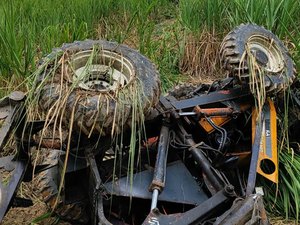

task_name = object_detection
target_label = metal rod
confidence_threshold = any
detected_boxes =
[143,188,232,225]
[177,124,223,193]
[149,120,170,210]
[86,151,112,225]
[151,189,159,210]
[246,114,264,196]
[213,194,262,225]
[178,112,197,116]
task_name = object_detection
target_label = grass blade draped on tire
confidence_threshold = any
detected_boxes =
[220,24,296,93]
[34,40,160,138]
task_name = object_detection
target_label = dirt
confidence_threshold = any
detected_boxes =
[0,167,12,186]
[270,217,297,225]
[1,179,71,225]
[2,202,70,225]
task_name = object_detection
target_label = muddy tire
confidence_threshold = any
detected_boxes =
[37,151,88,224]
[220,24,296,92]
[36,40,160,136]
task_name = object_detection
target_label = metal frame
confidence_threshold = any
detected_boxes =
[0,82,274,224]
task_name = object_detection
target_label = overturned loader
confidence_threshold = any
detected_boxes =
[0,24,298,225]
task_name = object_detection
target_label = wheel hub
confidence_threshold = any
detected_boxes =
[247,35,285,73]
[251,48,268,66]
[71,49,135,92]
[74,65,128,91]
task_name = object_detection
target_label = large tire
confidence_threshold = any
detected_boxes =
[37,151,89,224]
[36,40,160,136]
[220,24,296,92]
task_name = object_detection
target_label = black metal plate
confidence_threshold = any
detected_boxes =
[104,161,208,205]
[0,155,28,221]
[172,87,251,110]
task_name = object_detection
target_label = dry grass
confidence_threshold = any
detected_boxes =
[271,217,297,225]
[0,75,27,98]
[179,29,224,80]
[243,44,266,119]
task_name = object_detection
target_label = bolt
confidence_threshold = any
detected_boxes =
[225,185,234,194]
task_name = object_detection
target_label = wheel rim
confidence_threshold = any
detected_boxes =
[71,49,135,92]
[247,35,285,74]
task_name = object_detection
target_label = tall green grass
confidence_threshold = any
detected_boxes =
[0,0,178,90]
[179,0,300,36]
[1,0,300,79]
[263,151,300,221]
[227,0,300,37]
[179,0,228,32]
[1,0,299,86]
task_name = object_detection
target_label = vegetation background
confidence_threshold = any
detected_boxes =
[1,0,300,224]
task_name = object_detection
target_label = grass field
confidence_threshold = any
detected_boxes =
[1,0,300,223]
[1,0,300,90]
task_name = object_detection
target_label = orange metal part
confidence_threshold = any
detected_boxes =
[198,117,231,133]
[194,106,232,133]
[195,103,252,134]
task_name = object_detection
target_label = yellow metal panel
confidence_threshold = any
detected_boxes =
[252,99,278,184]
